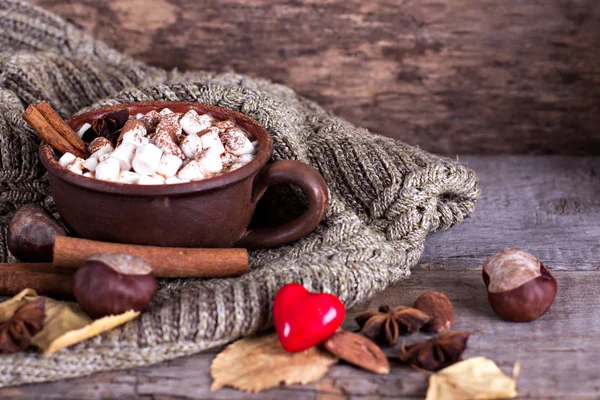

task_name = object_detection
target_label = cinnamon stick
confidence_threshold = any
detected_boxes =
[22,105,86,158]
[0,263,73,297]
[36,100,88,156]
[54,237,248,278]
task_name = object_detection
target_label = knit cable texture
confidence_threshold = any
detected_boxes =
[0,0,479,386]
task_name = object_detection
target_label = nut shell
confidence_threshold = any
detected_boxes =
[73,258,157,318]
[482,249,557,322]
[413,291,454,333]
[484,264,557,322]
[7,204,66,262]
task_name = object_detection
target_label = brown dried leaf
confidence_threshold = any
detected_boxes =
[426,357,519,400]
[398,331,470,371]
[210,333,338,392]
[323,331,389,374]
[0,298,45,354]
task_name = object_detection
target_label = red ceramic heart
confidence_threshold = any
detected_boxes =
[273,283,346,353]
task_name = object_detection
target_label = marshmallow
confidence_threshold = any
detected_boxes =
[251,140,259,150]
[135,113,144,119]
[220,152,238,169]
[58,152,76,167]
[160,108,173,115]
[98,153,111,163]
[180,133,203,159]
[165,176,188,184]
[237,153,255,164]
[138,174,165,185]
[118,171,141,184]
[154,116,184,158]
[95,158,120,181]
[139,110,162,132]
[89,137,114,155]
[198,151,223,174]
[83,172,94,178]
[117,119,147,147]
[229,163,244,171]
[132,143,163,175]
[156,153,183,178]
[200,128,225,155]
[214,119,236,132]
[177,160,206,181]
[221,128,255,156]
[180,110,214,135]
[84,156,99,172]
[66,157,86,175]
[110,143,136,171]
[77,123,92,138]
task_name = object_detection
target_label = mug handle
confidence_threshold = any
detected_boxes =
[236,160,328,249]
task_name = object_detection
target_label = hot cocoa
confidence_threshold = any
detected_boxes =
[60,108,259,184]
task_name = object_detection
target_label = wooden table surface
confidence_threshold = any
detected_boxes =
[1,154,598,399]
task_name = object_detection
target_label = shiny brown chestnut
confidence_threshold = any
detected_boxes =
[73,253,157,318]
[413,291,454,333]
[7,204,66,262]
[482,249,557,322]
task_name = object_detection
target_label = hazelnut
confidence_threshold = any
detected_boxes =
[413,291,454,333]
[7,204,66,262]
[73,253,157,318]
[483,249,557,322]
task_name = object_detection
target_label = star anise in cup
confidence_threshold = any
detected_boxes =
[355,305,431,346]
[0,298,46,354]
[397,331,470,371]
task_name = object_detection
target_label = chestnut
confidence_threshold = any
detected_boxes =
[482,249,557,322]
[7,204,66,262]
[73,253,157,318]
[413,291,454,333]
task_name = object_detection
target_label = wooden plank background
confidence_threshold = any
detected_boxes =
[29,0,600,155]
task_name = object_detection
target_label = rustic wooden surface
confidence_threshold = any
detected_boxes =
[28,0,600,155]
[0,154,598,399]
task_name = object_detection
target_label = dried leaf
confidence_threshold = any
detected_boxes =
[0,289,38,322]
[210,333,338,392]
[426,357,519,400]
[41,310,139,356]
[398,331,470,371]
[0,289,139,355]
[0,298,45,354]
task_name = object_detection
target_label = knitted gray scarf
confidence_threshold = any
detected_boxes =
[0,0,479,386]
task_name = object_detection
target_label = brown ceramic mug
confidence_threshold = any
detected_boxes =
[38,101,328,249]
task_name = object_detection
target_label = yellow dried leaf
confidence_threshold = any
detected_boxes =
[0,289,139,355]
[210,333,338,393]
[31,297,92,351]
[0,289,38,322]
[426,356,519,400]
[42,310,139,356]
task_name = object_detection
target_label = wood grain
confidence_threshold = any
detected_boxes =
[28,0,600,155]
[0,270,596,399]
[420,155,600,270]
[0,155,598,398]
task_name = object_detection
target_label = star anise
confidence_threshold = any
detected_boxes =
[85,109,130,144]
[0,298,46,354]
[397,331,470,371]
[355,305,431,346]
